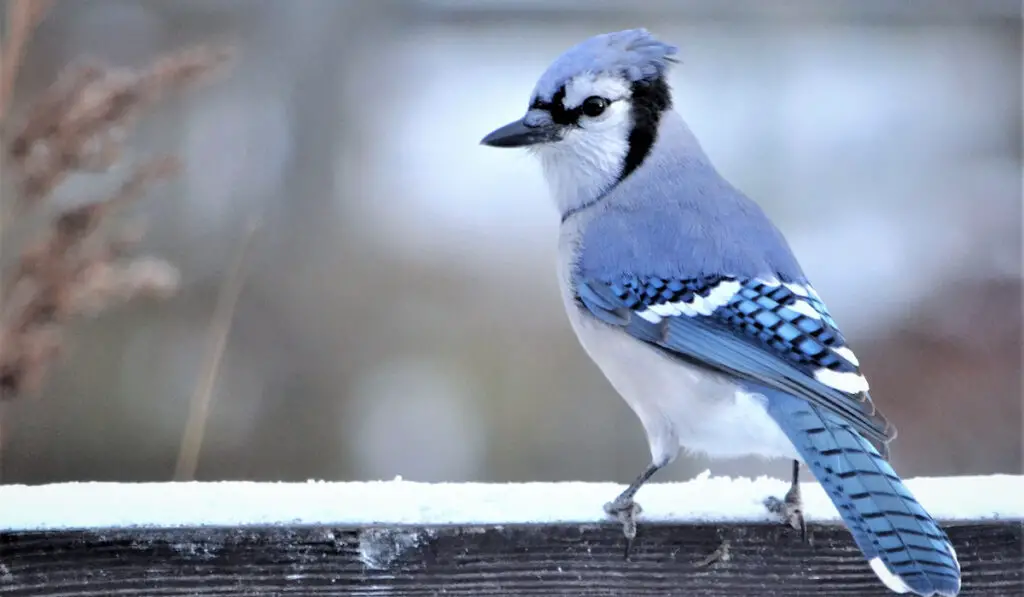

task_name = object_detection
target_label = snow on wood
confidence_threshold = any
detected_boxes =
[2,471,1021,531]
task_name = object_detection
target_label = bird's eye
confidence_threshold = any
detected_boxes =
[581,96,609,117]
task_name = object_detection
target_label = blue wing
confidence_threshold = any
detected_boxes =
[575,273,895,451]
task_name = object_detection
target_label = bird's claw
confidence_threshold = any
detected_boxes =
[764,483,807,543]
[604,496,643,559]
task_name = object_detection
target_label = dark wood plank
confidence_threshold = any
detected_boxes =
[1,521,1020,596]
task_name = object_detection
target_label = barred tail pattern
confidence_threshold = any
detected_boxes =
[767,391,961,596]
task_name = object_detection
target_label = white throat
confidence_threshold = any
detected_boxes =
[536,130,628,216]
[532,74,636,216]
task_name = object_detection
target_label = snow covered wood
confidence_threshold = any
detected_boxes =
[1,473,1021,596]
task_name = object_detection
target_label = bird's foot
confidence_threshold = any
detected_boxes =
[604,495,643,559]
[603,462,661,560]
[763,481,806,543]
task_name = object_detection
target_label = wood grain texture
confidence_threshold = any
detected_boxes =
[1,522,1020,596]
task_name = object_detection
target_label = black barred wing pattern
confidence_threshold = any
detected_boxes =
[575,273,894,450]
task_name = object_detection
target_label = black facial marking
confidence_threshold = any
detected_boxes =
[532,76,672,183]
[619,76,672,183]
[531,87,579,126]
[531,88,613,127]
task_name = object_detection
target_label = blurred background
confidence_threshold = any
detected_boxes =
[0,0,1020,486]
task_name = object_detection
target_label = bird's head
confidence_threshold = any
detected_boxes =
[481,29,679,214]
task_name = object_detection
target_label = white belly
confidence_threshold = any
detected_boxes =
[567,307,799,465]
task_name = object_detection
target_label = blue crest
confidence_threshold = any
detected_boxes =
[532,29,679,102]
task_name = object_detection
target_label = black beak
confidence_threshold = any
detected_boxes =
[480,118,563,148]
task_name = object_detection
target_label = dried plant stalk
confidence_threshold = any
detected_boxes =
[0,4,232,481]
[0,0,53,481]
[1,44,232,402]
[174,218,259,482]
[0,0,53,121]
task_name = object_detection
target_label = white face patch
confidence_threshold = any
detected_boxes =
[561,73,631,109]
[532,73,636,214]
[535,101,633,214]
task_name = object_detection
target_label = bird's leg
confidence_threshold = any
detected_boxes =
[764,460,807,543]
[604,462,662,559]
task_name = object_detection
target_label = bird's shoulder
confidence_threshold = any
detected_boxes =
[576,160,804,282]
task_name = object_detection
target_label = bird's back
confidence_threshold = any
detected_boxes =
[574,110,806,285]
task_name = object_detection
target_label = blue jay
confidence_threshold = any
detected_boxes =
[481,29,960,596]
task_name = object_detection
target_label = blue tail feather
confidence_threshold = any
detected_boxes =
[765,390,961,596]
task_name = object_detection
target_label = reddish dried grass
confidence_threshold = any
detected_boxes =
[0,8,231,400]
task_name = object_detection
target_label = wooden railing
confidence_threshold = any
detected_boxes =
[1,475,1021,596]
